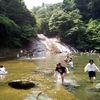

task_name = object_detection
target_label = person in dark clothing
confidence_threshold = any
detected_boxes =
[54,63,66,83]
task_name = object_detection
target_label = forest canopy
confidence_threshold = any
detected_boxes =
[0,0,37,48]
[32,0,100,51]
[0,0,100,51]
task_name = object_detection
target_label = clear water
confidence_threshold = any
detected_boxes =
[0,53,100,100]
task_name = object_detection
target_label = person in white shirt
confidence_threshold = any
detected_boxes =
[0,66,5,72]
[84,59,99,82]
[0,65,8,75]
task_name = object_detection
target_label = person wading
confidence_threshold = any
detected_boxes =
[54,63,66,84]
[84,59,99,82]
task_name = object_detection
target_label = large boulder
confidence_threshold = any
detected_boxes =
[8,80,35,89]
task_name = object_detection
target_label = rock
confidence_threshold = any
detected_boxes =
[86,83,100,92]
[8,80,35,89]
[95,83,100,89]
[63,82,80,90]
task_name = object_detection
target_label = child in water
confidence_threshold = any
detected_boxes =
[69,59,74,74]
[0,65,8,75]
[54,63,66,84]
[84,59,99,82]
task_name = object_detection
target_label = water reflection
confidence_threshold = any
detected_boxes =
[0,53,100,100]
[0,75,6,82]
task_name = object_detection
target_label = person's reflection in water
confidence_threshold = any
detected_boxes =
[0,75,6,82]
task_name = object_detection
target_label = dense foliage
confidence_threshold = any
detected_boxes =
[32,0,100,51]
[0,0,100,51]
[0,0,37,48]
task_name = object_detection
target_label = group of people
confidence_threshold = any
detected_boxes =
[54,54,100,84]
[64,55,74,73]
[17,49,33,60]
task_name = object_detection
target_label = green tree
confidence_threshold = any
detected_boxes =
[74,0,100,21]
[35,7,49,34]
[6,0,29,26]
[0,0,6,15]
[33,3,62,36]
[49,10,67,34]
[87,0,100,19]
[85,19,100,50]
[0,15,21,47]
[62,0,75,12]
[49,9,85,46]
[0,0,37,48]
[6,0,37,43]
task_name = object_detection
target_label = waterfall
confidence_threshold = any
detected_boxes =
[37,34,78,54]
[28,34,78,56]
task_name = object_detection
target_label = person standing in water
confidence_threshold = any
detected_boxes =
[64,55,69,63]
[64,55,71,73]
[54,63,66,84]
[98,53,100,60]
[69,59,74,74]
[84,59,99,82]
[0,65,8,75]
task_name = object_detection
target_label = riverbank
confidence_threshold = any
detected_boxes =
[0,48,20,57]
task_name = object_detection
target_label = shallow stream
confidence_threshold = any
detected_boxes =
[0,53,100,100]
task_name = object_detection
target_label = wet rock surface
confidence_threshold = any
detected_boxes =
[86,83,100,92]
[95,83,100,89]
[24,34,78,57]
[8,80,35,89]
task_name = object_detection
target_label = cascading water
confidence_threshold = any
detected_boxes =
[28,34,78,56]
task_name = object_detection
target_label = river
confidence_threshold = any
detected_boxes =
[0,53,100,100]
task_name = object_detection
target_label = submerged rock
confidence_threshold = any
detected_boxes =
[95,83,100,89]
[8,80,35,89]
[86,83,100,92]
[63,82,80,91]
